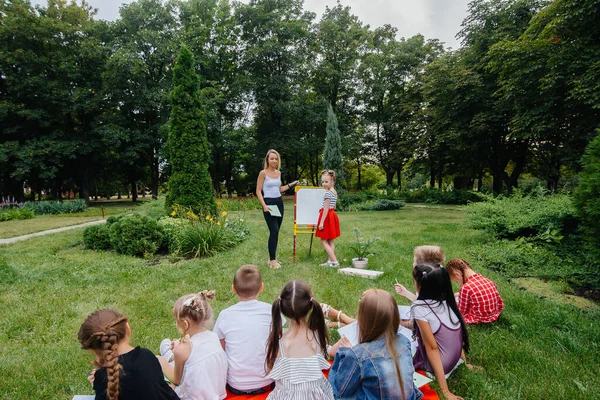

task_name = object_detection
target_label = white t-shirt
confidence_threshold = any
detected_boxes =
[412,300,460,333]
[176,330,228,400]
[213,300,274,391]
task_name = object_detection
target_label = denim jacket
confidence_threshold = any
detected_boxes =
[328,334,423,400]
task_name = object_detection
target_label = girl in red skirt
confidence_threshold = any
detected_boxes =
[316,170,341,267]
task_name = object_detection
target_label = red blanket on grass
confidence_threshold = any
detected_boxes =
[224,366,439,400]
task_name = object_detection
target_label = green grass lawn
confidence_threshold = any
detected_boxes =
[0,201,143,239]
[0,202,598,399]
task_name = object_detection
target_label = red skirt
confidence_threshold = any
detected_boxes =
[315,208,340,240]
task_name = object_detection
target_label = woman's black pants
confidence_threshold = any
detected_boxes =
[262,197,284,261]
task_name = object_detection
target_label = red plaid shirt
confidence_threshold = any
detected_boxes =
[458,273,504,324]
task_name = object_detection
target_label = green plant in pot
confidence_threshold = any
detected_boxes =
[350,227,379,269]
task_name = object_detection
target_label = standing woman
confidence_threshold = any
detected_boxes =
[256,149,299,269]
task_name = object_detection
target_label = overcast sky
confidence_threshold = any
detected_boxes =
[30,0,470,49]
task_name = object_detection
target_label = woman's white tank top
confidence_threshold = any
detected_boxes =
[262,174,281,198]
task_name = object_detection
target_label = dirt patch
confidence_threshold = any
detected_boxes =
[513,278,600,310]
[573,287,600,303]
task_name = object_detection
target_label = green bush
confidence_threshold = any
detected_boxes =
[175,222,235,258]
[157,217,182,252]
[337,190,379,211]
[397,188,485,205]
[25,199,88,215]
[0,207,35,221]
[108,214,164,257]
[82,224,112,250]
[574,131,600,252]
[465,192,578,240]
[470,239,600,288]
[358,199,405,211]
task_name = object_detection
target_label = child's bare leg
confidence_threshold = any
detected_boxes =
[321,239,338,262]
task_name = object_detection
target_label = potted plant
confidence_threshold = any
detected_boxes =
[349,227,380,269]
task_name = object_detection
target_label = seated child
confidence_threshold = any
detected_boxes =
[158,290,228,400]
[265,280,334,399]
[328,289,423,400]
[411,264,473,400]
[213,265,276,395]
[78,309,180,400]
[445,258,504,324]
[395,245,445,302]
[324,245,447,328]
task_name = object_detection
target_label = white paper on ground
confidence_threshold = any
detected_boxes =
[398,305,412,320]
[72,396,95,400]
[338,321,417,354]
[267,205,281,217]
[413,372,433,388]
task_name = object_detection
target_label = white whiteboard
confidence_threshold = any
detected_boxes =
[295,187,326,225]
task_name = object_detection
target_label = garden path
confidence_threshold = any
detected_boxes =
[0,219,106,245]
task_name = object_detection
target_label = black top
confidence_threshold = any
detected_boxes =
[93,346,180,400]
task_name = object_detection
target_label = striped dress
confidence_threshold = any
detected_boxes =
[266,340,334,400]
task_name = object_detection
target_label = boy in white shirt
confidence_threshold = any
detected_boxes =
[213,265,275,395]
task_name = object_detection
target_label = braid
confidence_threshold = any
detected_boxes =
[101,331,121,400]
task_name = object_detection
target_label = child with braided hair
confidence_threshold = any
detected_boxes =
[157,290,228,400]
[78,309,179,400]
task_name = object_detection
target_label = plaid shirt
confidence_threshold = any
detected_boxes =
[458,273,504,324]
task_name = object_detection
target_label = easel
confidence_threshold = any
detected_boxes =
[293,186,325,261]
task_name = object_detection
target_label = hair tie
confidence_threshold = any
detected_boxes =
[277,296,281,300]
[183,297,202,312]
[309,297,314,302]
[422,271,428,277]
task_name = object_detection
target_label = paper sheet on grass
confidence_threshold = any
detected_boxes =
[72,396,95,400]
[267,205,281,217]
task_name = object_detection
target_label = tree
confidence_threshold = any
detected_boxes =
[573,131,600,252]
[166,45,216,215]
[323,103,344,187]
[103,0,177,200]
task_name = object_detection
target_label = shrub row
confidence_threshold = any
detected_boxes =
[465,193,577,240]
[0,207,35,222]
[25,199,88,215]
[337,188,482,211]
[83,213,249,258]
[397,188,485,205]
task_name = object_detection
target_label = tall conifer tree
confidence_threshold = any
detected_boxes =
[166,45,216,215]
[323,103,344,188]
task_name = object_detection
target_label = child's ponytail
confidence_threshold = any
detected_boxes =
[265,280,328,373]
[172,290,216,339]
[78,310,129,400]
[307,297,328,357]
[265,296,284,373]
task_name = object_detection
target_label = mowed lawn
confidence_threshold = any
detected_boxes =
[0,201,140,239]
[0,202,598,399]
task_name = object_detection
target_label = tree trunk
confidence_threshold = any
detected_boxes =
[386,171,394,187]
[357,161,362,191]
[151,149,159,200]
[131,180,138,202]
[396,170,402,190]
[429,166,435,188]
[477,171,483,191]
